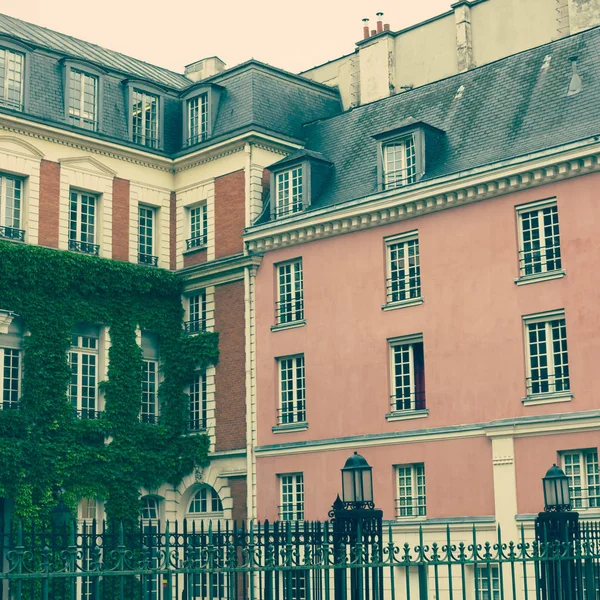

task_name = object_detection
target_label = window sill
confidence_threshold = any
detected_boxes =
[271,320,306,332]
[385,409,429,422]
[382,297,424,311]
[395,515,427,523]
[183,245,207,255]
[522,392,573,406]
[272,421,309,434]
[515,269,566,286]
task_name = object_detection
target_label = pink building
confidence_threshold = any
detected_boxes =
[245,26,600,540]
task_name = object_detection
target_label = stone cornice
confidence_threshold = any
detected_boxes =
[245,140,600,253]
[179,252,262,288]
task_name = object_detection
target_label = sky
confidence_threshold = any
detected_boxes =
[0,0,454,75]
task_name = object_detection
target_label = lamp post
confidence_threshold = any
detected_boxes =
[51,489,72,530]
[535,464,579,600]
[330,452,383,600]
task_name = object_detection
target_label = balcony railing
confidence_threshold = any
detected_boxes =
[382,165,418,190]
[0,401,19,411]
[74,408,102,420]
[69,239,100,255]
[526,374,570,396]
[68,114,98,131]
[278,406,306,426]
[186,417,207,433]
[519,242,562,277]
[186,131,208,147]
[140,413,160,425]
[184,319,206,334]
[0,97,23,112]
[395,495,427,518]
[0,225,25,242]
[386,276,421,304]
[275,298,304,325]
[390,390,426,412]
[138,253,158,267]
[185,234,207,250]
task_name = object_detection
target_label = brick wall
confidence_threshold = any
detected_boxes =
[112,178,130,261]
[229,477,247,523]
[183,248,207,268]
[214,170,245,259]
[38,160,60,248]
[214,279,246,451]
[170,191,176,270]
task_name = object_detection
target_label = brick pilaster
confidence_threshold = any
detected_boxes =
[112,178,130,261]
[38,160,60,248]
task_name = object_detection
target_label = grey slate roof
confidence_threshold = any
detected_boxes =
[0,13,191,89]
[274,26,600,216]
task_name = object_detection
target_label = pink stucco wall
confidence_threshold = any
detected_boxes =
[254,172,600,519]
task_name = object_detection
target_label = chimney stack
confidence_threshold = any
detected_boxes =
[376,12,384,33]
[362,18,370,40]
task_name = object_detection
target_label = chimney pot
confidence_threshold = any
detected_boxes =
[384,23,390,31]
[362,18,370,39]
[371,29,377,36]
[376,12,383,33]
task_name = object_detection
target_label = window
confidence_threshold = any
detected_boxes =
[390,336,426,413]
[138,205,158,266]
[280,473,304,521]
[386,233,421,305]
[476,565,500,600]
[69,328,99,419]
[0,173,24,241]
[186,291,207,334]
[68,69,98,131]
[189,486,223,514]
[132,89,159,148]
[0,346,20,410]
[382,137,417,189]
[396,464,426,518]
[275,167,303,218]
[517,201,562,279]
[186,204,208,250]
[69,190,98,255]
[524,312,570,398]
[79,498,98,521]
[187,94,208,145]
[278,355,306,425]
[276,260,304,325]
[141,360,158,423]
[561,450,599,510]
[140,497,159,520]
[0,47,24,110]
[188,372,207,433]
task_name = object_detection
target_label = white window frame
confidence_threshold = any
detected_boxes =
[138,205,156,264]
[0,47,24,111]
[275,166,303,218]
[187,94,208,145]
[396,463,426,518]
[523,310,571,402]
[69,331,99,419]
[68,68,99,131]
[560,449,600,510]
[277,354,306,425]
[516,199,563,283]
[69,190,98,253]
[275,259,304,326]
[187,290,207,334]
[475,565,500,600]
[0,346,20,410]
[382,135,417,190]
[141,359,159,424]
[279,473,304,521]
[188,371,207,433]
[384,231,422,308]
[0,173,24,237]
[131,89,159,149]
[388,334,426,415]
[187,203,208,249]
[140,496,160,521]
[188,485,223,515]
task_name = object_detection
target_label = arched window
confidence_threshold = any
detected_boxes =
[140,496,159,520]
[188,486,222,514]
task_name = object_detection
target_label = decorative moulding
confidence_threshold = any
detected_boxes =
[58,155,117,177]
[0,309,16,334]
[0,135,44,159]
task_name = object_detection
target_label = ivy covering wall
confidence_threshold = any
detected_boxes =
[0,241,219,522]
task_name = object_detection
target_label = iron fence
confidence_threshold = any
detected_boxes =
[1,518,600,600]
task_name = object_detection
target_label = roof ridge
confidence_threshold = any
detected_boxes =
[0,12,191,88]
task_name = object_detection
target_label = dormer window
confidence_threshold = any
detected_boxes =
[275,166,303,218]
[68,69,98,131]
[382,136,417,189]
[0,47,24,111]
[187,94,208,145]
[132,89,159,148]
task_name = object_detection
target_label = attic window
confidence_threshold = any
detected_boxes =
[275,166,303,218]
[382,136,417,189]
[187,93,208,145]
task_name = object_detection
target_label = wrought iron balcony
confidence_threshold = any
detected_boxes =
[184,319,206,334]
[0,401,19,411]
[390,391,426,412]
[186,418,207,433]
[275,298,304,325]
[69,239,100,256]
[74,408,102,420]
[185,235,207,250]
[138,253,158,267]
[0,225,25,242]
[519,242,562,277]
[140,413,160,425]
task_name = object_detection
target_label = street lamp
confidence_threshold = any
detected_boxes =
[51,490,72,529]
[341,451,374,509]
[542,464,571,512]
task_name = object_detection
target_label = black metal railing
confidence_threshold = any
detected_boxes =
[526,374,571,397]
[186,418,207,433]
[395,496,427,518]
[68,114,98,131]
[185,234,207,250]
[275,297,304,325]
[0,226,25,242]
[138,253,158,267]
[0,401,19,411]
[74,408,102,420]
[519,242,562,277]
[386,276,421,304]
[277,405,306,426]
[139,413,160,425]
[69,240,100,256]
[0,97,23,111]
[382,165,418,190]
[184,319,206,334]
[390,390,426,412]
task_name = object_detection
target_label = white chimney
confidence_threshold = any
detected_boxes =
[184,57,226,82]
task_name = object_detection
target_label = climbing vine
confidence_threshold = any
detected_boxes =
[0,241,219,522]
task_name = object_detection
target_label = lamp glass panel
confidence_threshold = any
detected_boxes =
[353,470,363,503]
[342,470,355,503]
[544,478,557,507]
[361,469,373,502]
[559,478,570,505]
